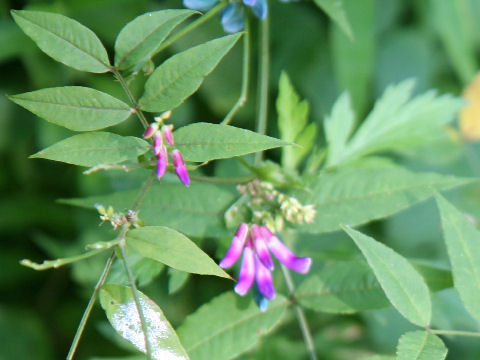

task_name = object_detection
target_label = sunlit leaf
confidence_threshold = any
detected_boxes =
[343,226,432,327]
[174,122,289,162]
[177,292,288,360]
[60,182,235,237]
[99,284,189,360]
[396,331,447,360]
[435,194,480,323]
[115,9,196,70]
[11,10,110,73]
[8,87,132,131]
[126,226,230,278]
[296,161,470,233]
[139,33,241,112]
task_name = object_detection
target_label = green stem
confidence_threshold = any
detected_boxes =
[221,15,250,125]
[254,9,270,166]
[281,265,317,360]
[112,68,149,129]
[429,329,480,338]
[66,252,116,360]
[157,1,228,54]
[119,238,153,359]
[20,247,112,270]
[131,171,156,211]
[189,174,255,184]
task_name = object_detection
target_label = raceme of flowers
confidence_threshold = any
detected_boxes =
[219,223,312,302]
[183,0,267,33]
[143,111,190,186]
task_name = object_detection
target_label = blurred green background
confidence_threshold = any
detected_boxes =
[2,0,480,359]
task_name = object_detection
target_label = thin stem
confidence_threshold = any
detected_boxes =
[281,265,317,360]
[156,1,228,54]
[112,68,149,129]
[66,252,116,360]
[189,174,256,184]
[430,329,480,338]
[254,8,270,166]
[119,238,153,359]
[221,16,250,125]
[131,171,156,211]
[20,248,110,270]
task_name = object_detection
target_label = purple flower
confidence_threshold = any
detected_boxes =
[172,149,190,187]
[156,145,168,179]
[153,131,163,156]
[143,123,159,139]
[220,223,312,301]
[162,125,175,146]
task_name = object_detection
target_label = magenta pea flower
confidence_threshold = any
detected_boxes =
[172,149,190,187]
[220,223,312,300]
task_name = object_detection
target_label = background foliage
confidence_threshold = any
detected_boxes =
[3,0,480,359]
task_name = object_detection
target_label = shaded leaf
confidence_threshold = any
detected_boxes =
[168,268,190,294]
[296,161,470,234]
[8,87,132,131]
[115,9,196,70]
[60,182,236,237]
[99,284,189,360]
[178,292,287,360]
[343,226,432,327]
[435,194,480,323]
[31,132,150,166]
[396,331,447,360]
[11,10,110,73]
[314,0,353,39]
[174,122,289,162]
[108,252,164,287]
[126,226,230,278]
[139,34,241,112]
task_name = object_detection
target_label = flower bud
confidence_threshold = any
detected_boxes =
[162,125,175,146]
[143,123,159,139]
[153,132,163,156]
[172,149,190,186]
[156,146,168,179]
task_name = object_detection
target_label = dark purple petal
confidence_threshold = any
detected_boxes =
[251,224,274,270]
[153,132,163,156]
[156,146,168,179]
[172,149,190,186]
[221,3,244,33]
[255,256,276,300]
[265,229,312,274]
[162,125,174,146]
[219,223,249,268]
[234,247,255,296]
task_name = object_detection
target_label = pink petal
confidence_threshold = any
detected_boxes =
[143,123,158,139]
[234,247,255,296]
[255,256,276,300]
[162,125,174,146]
[156,146,168,179]
[251,225,274,270]
[262,226,312,274]
[153,132,163,156]
[172,149,190,186]
[219,223,249,268]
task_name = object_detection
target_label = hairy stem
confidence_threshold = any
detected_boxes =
[119,238,153,359]
[112,68,149,129]
[66,252,116,360]
[254,9,270,165]
[281,265,317,360]
[222,15,250,125]
[156,1,228,54]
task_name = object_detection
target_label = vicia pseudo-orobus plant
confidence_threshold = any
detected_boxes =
[8,1,480,359]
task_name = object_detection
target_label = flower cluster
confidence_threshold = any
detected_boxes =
[183,0,267,33]
[95,205,143,230]
[143,111,190,186]
[220,223,311,301]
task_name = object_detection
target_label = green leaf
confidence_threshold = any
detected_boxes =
[31,132,149,166]
[331,80,464,166]
[168,268,189,294]
[296,161,470,233]
[324,91,355,167]
[435,194,480,323]
[313,0,353,39]
[126,226,230,278]
[99,284,189,360]
[174,122,289,162]
[430,0,477,84]
[177,292,288,360]
[139,33,241,112]
[293,122,317,168]
[11,10,110,73]
[108,252,164,287]
[115,9,196,70]
[331,0,374,114]
[295,260,389,313]
[343,226,432,327]
[8,87,132,131]
[276,71,310,170]
[61,182,235,237]
[396,331,448,360]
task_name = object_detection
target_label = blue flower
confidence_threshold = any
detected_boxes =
[183,0,268,33]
